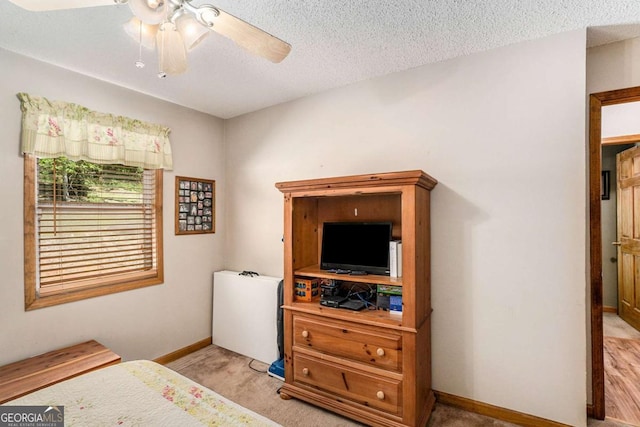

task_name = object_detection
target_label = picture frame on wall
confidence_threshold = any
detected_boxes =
[175,176,215,235]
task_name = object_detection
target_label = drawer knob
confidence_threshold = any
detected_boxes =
[376,348,385,357]
[376,391,385,400]
[302,367,309,376]
[302,330,309,338]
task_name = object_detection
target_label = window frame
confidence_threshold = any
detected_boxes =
[23,154,164,310]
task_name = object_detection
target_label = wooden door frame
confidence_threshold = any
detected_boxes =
[589,86,640,419]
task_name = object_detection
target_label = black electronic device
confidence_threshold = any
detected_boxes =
[321,280,339,297]
[320,295,348,307]
[338,299,367,311]
[320,222,392,276]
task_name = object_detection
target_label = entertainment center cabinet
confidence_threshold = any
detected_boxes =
[276,170,437,427]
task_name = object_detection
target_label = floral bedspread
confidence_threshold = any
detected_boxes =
[8,360,280,426]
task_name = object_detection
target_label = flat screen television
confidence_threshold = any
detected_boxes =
[320,222,392,275]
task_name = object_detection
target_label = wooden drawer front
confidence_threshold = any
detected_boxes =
[293,353,402,415]
[293,316,402,371]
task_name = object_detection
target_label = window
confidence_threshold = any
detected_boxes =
[24,154,164,310]
[17,93,171,309]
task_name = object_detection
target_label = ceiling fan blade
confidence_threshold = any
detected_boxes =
[8,0,115,11]
[210,8,291,63]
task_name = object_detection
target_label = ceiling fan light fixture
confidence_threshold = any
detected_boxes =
[157,22,188,75]
[128,0,166,24]
[123,17,158,49]
[175,13,209,50]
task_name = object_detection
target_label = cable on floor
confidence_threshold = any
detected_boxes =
[248,358,268,373]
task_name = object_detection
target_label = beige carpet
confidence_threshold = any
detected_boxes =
[167,345,515,426]
[167,344,633,427]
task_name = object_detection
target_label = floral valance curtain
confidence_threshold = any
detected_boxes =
[18,93,173,170]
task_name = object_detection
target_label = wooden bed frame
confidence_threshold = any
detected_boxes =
[0,340,120,403]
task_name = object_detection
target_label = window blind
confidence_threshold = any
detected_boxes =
[36,158,157,294]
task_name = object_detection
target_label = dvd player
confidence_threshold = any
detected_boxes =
[320,295,347,307]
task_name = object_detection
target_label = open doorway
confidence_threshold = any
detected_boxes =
[589,87,640,421]
[600,142,640,424]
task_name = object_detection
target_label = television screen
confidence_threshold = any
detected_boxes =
[320,222,392,275]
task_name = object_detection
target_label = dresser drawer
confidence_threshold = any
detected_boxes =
[293,315,402,371]
[293,352,402,415]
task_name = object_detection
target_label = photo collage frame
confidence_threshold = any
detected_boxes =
[175,176,215,235]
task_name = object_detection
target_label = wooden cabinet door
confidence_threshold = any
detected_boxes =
[617,146,640,331]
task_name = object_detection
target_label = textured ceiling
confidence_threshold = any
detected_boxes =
[1,1,640,119]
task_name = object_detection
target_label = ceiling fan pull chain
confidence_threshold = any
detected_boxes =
[157,23,167,78]
[135,19,145,68]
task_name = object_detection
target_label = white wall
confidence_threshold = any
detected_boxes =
[588,37,640,94]
[224,31,587,426]
[0,48,226,365]
[602,102,640,137]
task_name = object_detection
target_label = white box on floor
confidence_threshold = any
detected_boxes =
[212,270,281,364]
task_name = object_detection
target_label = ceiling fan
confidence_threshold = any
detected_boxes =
[8,0,292,77]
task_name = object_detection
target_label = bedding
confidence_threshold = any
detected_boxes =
[7,360,280,426]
